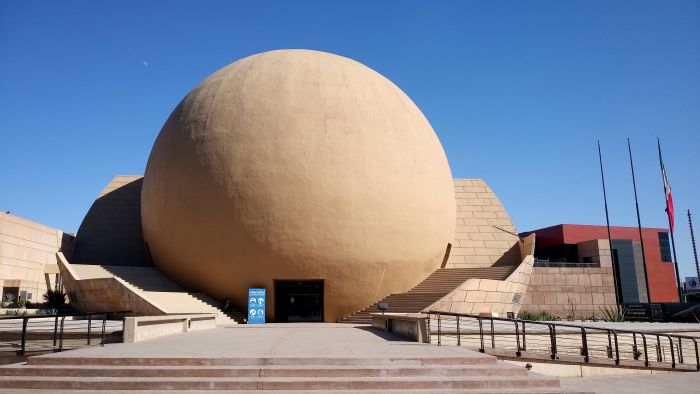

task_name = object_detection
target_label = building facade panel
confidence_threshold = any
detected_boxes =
[0,213,73,303]
[447,179,521,269]
[522,224,679,303]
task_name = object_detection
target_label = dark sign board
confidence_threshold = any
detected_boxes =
[624,303,664,322]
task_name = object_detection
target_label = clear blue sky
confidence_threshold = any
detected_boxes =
[1,1,698,277]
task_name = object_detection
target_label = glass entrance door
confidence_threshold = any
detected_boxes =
[274,280,323,322]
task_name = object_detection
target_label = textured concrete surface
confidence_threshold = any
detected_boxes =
[447,179,522,269]
[2,324,578,392]
[141,49,456,322]
[0,212,73,303]
[59,258,237,324]
[3,322,695,392]
[522,265,617,319]
[31,324,494,359]
[72,176,149,267]
[559,372,700,393]
[428,242,534,316]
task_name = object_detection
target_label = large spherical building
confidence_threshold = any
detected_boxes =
[141,49,455,322]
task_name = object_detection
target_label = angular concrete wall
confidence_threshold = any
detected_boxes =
[0,212,73,303]
[57,252,164,316]
[72,176,150,267]
[520,266,617,319]
[576,239,613,267]
[425,234,535,316]
[448,179,521,268]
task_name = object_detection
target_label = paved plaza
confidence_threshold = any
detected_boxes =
[559,372,700,393]
[0,323,695,392]
[29,323,493,360]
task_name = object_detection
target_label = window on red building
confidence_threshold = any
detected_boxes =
[658,232,672,262]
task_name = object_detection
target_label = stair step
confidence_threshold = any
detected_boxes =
[0,364,528,378]
[0,376,561,390]
[28,356,499,367]
[339,266,517,322]
[70,264,244,324]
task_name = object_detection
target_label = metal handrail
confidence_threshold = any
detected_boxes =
[0,310,131,355]
[428,310,700,338]
[426,310,700,371]
[0,310,131,320]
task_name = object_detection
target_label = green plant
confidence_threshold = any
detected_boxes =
[1,293,15,308]
[43,290,66,309]
[517,310,561,321]
[3,309,28,316]
[34,308,58,316]
[597,306,627,322]
[18,297,28,308]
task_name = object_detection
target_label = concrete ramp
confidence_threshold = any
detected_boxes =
[59,254,242,324]
[340,266,515,324]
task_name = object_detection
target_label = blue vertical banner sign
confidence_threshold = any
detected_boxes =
[247,288,266,324]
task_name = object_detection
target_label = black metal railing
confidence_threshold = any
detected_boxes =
[426,311,699,371]
[533,260,600,268]
[0,311,130,355]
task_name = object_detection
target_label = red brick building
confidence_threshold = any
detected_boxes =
[522,224,679,304]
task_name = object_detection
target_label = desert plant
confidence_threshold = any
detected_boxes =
[34,308,58,316]
[43,289,66,309]
[18,297,28,308]
[517,310,561,321]
[597,306,627,322]
[1,293,15,308]
[3,309,28,316]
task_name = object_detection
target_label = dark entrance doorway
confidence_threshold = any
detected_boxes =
[274,280,324,322]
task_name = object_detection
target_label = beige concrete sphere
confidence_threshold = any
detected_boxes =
[141,49,455,322]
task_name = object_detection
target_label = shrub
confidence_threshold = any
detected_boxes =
[1,293,15,308]
[597,306,626,322]
[34,308,58,316]
[3,309,28,316]
[43,290,66,309]
[517,310,561,321]
[18,297,28,308]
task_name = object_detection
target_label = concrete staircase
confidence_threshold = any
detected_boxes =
[340,267,515,324]
[0,355,582,392]
[70,264,243,324]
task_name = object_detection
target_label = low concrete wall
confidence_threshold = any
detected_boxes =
[57,252,164,316]
[521,265,617,319]
[502,358,681,377]
[371,313,428,343]
[123,314,216,343]
[426,236,535,317]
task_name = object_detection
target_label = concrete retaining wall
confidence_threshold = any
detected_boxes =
[123,314,216,343]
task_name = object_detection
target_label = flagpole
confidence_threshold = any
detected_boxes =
[688,210,700,285]
[627,138,652,303]
[657,137,683,301]
[597,140,621,306]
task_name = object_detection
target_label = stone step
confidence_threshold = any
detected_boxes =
[70,264,243,324]
[0,390,586,394]
[0,364,528,378]
[0,375,561,391]
[28,356,498,366]
[340,266,516,322]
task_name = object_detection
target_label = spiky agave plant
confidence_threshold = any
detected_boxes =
[43,289,66,309]
[597,306,627,322]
